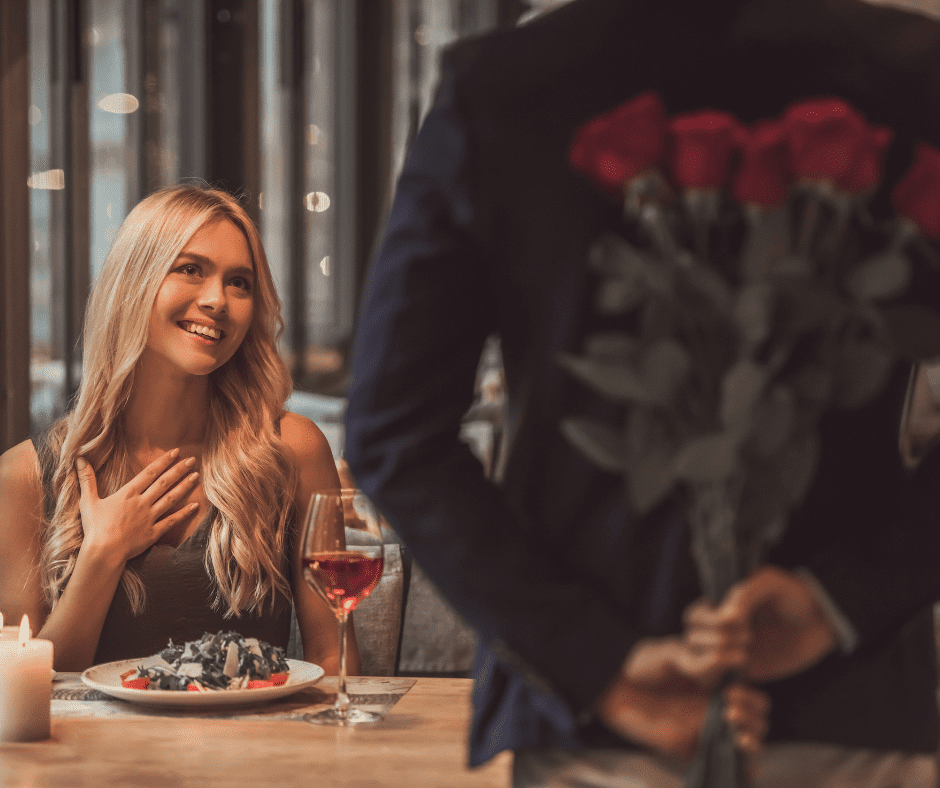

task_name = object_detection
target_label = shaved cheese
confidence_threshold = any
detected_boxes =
[222,641,240,678]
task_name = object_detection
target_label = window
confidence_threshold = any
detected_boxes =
[9,0,525,451]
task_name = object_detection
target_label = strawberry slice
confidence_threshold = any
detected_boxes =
[270,672,288,686]
[247,679,274,689]
[121,676,150,690]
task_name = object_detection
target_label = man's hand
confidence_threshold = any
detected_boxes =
[597,637,769,762]
[685,566,840,683]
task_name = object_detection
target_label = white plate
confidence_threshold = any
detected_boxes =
[81,657,324,707]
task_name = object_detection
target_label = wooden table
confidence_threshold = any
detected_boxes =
[0,676,511,787]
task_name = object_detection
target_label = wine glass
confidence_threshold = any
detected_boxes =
[301,489,385,725]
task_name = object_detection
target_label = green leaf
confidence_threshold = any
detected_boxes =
[559,417,624,473]
[556,352,649,403]
[642,339,691,403]
[843,251,911,302]
[732,284,773,352]
[720,360,768,431]
[595,277,646,314]
[674,432,739,483]
[683,264,733,311]
[588,233,661,283]
[623,407,678,514]
[584,333,640,363]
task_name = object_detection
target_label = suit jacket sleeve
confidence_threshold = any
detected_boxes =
[345,52,637,716]
[803,439,940,647]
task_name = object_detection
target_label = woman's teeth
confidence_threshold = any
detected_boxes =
[180,321,222,340]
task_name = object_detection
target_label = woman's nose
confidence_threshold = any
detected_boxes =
[198,277,227,312]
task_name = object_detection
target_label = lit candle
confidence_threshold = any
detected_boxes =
[0,611,29,641]
[0,616,53,742]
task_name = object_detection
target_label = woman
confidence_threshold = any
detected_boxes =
[0,185,348,673]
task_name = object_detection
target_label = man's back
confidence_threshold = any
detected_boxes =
[346,0,940,767]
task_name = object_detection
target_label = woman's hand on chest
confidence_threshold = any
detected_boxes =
[75,449,203,564]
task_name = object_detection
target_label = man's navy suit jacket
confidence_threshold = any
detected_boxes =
[346,0,940,766]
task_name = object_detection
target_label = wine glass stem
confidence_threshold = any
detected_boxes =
[335,610,349,715]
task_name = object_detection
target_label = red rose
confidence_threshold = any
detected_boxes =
[732,120,792,207]
[784,98,891,192]
[569,92,667,195]
[892,143,940,239]
[840,125,893,192]
[668,110,743,190]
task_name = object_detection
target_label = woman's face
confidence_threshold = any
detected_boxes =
[144,218,256,378]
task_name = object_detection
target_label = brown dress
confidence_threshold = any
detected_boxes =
[35,431,293,664]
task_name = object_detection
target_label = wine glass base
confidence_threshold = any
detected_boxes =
[305,707,382,726]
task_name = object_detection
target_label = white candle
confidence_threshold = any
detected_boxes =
[0,616,52,742]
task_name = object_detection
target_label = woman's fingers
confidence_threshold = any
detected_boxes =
[126,448,183,497]
[154,500,201,534]
[149,470,201,518]
[137,455,198,506]
[75,456,99,502]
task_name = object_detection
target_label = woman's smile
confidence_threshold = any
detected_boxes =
[178,320,226,342]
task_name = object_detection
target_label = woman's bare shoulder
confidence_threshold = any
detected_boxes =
[279,411,333,462]
[0,439,44,544]
[278,412,341,492]
[0,438,41,493]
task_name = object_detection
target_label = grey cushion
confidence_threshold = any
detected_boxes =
[350,543,404,676]
[398,560,477,675]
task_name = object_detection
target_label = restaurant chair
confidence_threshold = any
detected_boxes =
[396,554,477,678]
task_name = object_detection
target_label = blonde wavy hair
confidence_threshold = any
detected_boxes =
[39,185,296,617]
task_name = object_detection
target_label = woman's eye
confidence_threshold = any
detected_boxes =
[178,264,199,276]
[231,277,253,291]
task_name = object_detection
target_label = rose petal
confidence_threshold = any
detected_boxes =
[892,143,940,239]
[669,110,743,190]
[733,120,792,207]
[569,91,667,195]
[784,97,869,184]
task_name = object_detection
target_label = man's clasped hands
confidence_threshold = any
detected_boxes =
[597,567,842,761]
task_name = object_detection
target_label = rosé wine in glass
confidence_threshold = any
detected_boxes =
[301,489,386,725]
[302,552,384,613]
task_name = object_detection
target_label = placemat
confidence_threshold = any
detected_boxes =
[51,673,416,722]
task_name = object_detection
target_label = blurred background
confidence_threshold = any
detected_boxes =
[3,0,574,455]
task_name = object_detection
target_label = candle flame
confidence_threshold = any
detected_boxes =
[18,614,30,644]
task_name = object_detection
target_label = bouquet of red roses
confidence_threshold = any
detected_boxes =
[561,91,940,787]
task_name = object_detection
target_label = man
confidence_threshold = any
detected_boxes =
[345,0,940,784]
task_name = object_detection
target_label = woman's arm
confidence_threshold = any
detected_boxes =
[1,440,201,670]
[281,413,356,675]
[0,441,49,635]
